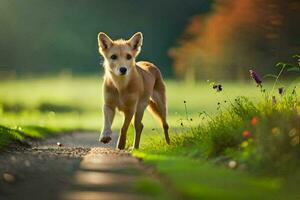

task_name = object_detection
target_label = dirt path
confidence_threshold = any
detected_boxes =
[0,132,163,200]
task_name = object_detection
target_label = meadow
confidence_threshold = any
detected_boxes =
[0,74,299,199]
[0,75,270,145]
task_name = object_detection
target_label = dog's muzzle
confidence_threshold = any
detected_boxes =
[119,66,127,75]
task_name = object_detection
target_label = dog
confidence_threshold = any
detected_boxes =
[97,32,170,149]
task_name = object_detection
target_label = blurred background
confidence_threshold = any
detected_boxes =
[0,0,299,133]
[1,0,299,80]
[0,0,211,78]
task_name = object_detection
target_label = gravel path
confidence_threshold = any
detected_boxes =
[0,132,161,200]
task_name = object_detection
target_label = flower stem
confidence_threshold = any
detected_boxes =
[184,101,189,121]
[271,64,286,96]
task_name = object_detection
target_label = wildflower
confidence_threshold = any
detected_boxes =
[278,87,285,95]
[228,160,237,169]
[249,70,262,86]
[272,96,277,105]
[243,130,252,138]
[213,84,222,92]
[251,117,257,126]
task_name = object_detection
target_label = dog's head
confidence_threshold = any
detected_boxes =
[98,32,143,77]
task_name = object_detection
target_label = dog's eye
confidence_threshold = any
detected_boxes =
[126,54,132,60]
[110,54,118,60]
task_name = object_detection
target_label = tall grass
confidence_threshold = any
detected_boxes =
[139,55,300,177]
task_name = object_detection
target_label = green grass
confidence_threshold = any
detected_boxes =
[0,125,24,147]
[133,176,170,200]
[134,152,287,200]
[132,80,300,199]
[0,76,268,148]
[1,75,300,199]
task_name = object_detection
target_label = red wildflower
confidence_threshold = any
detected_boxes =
[251,117,257,126]
[243,130,252,138]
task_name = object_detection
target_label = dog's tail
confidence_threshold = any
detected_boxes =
[148,100,162,120]
[148,68,167,117]
[147,69,170,144]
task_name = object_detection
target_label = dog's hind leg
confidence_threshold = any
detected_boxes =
[148,90,170,144]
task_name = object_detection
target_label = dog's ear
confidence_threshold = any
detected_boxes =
[98,32,113,51]
[128,32,143,54]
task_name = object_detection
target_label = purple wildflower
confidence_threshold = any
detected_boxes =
[213,84,222,92]
[249,70,262,86]
[278,87,285,95]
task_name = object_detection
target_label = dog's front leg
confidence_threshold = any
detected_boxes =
[99,104,115,143]
[117,109,134,150]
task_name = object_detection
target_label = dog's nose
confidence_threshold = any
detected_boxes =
[119,67,127,75]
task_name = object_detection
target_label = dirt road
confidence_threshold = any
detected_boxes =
[0,132,165,200]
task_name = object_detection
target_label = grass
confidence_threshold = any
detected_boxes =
[132,63,300,199]
[133,92,300,199]
[133,176,170,200]
[1,74,300,199]
[134,152,286,200]
[0,125,24,147]
[0,75,267,148]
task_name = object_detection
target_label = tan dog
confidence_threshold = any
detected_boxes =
[97,32,170,149]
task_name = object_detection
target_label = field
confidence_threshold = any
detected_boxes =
[0,76,299,199]
[0,75,268,135]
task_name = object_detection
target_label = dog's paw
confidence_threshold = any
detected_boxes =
[99,136,112,144]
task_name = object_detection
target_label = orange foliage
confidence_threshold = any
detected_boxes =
[170,0,300,80]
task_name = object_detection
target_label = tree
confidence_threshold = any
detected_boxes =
[170,0,300,81]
